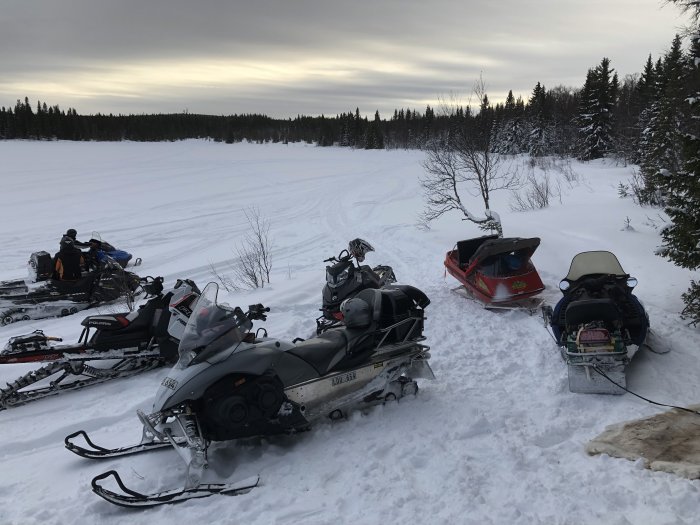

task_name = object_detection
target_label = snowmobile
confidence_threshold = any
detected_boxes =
[0,232,138,297]
[65,281,433,507]
[0,278,200,409]
[444,235,545,311]
[542,250,649,394]
[84,233,141,269]
[0,254,142,326]
[317,238,397,333]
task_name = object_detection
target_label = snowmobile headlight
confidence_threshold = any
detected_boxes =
[626,277,638,289]
[559,280,570,292]
[327,267,350,289]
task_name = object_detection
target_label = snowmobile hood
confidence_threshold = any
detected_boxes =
[153,339,293,412]
[152,360,211,412]
[564,251,627,281]
[470,237,541,264]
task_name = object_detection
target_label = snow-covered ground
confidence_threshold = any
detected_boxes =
[0,140,698,525]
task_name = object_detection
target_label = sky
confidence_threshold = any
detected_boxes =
[0,0,693,119]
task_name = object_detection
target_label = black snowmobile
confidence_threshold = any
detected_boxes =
[0,251,142,326]
[65,281,433,507]
[0,278,200,409]
[542,250,649,394]
[317,238,396,333]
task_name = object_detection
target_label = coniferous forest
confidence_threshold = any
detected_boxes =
[1,0,699,323]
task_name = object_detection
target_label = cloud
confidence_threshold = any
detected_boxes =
[0,0,690,117]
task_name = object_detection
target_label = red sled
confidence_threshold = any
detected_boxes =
[444,235,545,307]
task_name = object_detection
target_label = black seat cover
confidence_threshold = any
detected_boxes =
[287,330,349,375]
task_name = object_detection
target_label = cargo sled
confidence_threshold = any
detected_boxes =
[445,235,545,309]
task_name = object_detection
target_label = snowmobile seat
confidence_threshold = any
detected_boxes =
[288,329,350,375]
[565,298,622,328]
[81,294,164,332]
[290,291,381,374]
[51,272,98,294]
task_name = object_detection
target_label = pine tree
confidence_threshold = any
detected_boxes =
[527,82,549,156]
[364,110,384,149]
[578,58,619,159]
[638,36,687,204]
[656,5,700,324]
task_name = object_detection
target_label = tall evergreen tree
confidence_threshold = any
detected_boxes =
[656,3,700,324]
[577,58,619,160]
[527,82,549,156]
[638,35,687,204]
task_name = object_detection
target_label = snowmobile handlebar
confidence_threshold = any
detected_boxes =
[247,304,270,321]
[324,249,353,264]
[140,276,164,297]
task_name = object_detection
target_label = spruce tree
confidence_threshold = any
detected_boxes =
[577,58,619,159]
[656,3,700,324]
[638,36,687,204]
[527,82,549,156]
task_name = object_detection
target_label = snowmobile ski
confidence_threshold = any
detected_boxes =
[64,429,173,459]
[91,470,259,508]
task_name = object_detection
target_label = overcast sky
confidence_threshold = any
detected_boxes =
[0,0,692,119]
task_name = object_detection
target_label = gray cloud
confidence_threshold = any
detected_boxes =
[0,0,690,118]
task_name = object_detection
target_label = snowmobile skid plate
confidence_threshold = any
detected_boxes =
[64,430,173,459]
[91,470,259,508]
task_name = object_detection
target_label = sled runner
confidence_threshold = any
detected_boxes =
[445,235,545,309]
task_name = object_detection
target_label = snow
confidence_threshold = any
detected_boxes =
[0,140,699,525]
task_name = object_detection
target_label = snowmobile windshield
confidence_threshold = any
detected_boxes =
[564,251,627,281]
[176,282,251,367]
[326,261,352,288]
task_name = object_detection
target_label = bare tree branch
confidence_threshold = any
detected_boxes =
[420,75,519,235]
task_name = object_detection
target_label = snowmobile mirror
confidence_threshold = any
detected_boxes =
[559,280,570,292]
[626,277,638,289]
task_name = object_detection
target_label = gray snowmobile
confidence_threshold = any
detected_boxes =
[65,281,433,507]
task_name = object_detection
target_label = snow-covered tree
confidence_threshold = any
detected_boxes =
[638,35,687,204]
[578,58,619,160]
[656,3,700,324]
[527,82,550,157]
